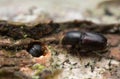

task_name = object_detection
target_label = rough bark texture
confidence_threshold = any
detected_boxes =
[0,20,120,79]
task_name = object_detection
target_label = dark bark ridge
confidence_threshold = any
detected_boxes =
[0,20,60,40]
[0,20,120,51]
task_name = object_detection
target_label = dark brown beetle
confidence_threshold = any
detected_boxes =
[27,42,46,57]
[62,31,107,51]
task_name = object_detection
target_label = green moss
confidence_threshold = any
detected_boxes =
[23,34,28,38]
[32,75,39,79]
[32,64,45,75]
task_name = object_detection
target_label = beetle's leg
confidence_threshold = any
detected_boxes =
[92,49,110,59]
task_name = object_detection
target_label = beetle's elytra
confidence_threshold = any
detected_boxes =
[62,31,107,51]
[27,42,45,57]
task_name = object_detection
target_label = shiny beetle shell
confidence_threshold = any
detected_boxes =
[27,42,45,57]
[62,31,107,51]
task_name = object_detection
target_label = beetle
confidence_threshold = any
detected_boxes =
[27,42,45,57]
[61,31,107,51]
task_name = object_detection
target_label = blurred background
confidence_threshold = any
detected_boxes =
[0,0,120,24]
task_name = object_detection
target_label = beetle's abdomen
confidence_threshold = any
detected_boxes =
[82,32,107,50]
